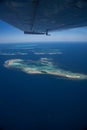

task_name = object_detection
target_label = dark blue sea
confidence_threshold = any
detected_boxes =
[0,42,87,130]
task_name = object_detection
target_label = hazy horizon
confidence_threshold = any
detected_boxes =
[0,20,87,44]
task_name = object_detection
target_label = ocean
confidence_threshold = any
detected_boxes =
[0,42,87,130]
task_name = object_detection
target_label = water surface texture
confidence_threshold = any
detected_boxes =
[0,42,87,130]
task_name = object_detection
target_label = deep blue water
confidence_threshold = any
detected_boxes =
[0,42,87,130]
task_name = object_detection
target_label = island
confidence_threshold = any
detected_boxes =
[4,58,87,80]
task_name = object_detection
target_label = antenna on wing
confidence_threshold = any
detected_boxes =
[46,29,51,36]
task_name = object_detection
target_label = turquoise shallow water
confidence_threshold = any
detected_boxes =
[4,58,87,80]
[0,42,87,130]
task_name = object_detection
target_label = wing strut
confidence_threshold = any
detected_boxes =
[30,0,40,31]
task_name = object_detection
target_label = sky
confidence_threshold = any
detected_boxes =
[0,20,87,44]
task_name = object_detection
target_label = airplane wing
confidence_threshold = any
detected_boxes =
[0,0,87,35]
